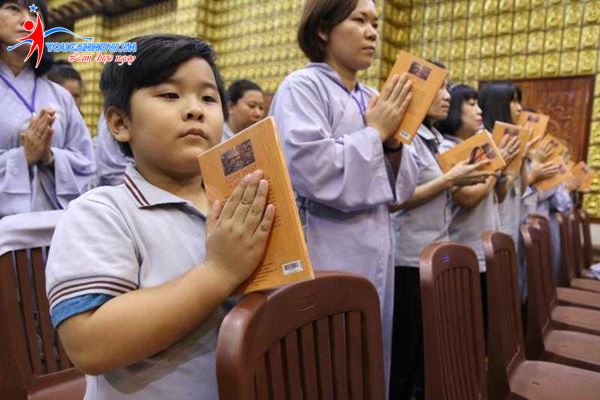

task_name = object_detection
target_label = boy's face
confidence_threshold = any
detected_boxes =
[116,57,224,177]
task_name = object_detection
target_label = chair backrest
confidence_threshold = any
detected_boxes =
[419,242,487,400]
[0,211,82,399]
[555,212,577,286]
[520,225,554,351]
[526,216,559,308]
[569,210,585,277]
[579,209,592,271]
[482,231,527,399]
[216,271,385,400]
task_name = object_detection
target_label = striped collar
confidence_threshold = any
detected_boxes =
[123,165,199,211]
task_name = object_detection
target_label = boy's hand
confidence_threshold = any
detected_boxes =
[205,170,275,290]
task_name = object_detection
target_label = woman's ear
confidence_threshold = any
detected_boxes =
[105,106,131,144]
[317,25,328,43]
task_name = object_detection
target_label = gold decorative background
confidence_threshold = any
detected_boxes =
[47,0,600,216]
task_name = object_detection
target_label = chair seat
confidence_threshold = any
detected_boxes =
[28,373,86,400]
[511,360,600,400]
[556,287,600,310]
[551,306,600,335]
[545,329,600,371]
[571,277,600,293]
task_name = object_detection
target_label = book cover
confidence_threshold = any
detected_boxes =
[517,111,549,149]
[382,51,448,144]
[436,130,506,174]
[571,161,596,192]
[197,117,314,294]
[491,121,531,175]
[534,156,573,192]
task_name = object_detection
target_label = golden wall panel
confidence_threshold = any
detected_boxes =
[469,1,484,16]
[579,50,598,75]
[529,9,546,31]
[560,51,578,75]
[585,1,600,25]
[546,5,564,29]
[543,53,560,76]
[544,30,561,52]
[581,25,600,50]
[562,27,580,51]
[467,17,483,37]
[510,55,526,78]
[452,19,467,39]
[565,2,583,26]
[511,33,528,54]
[527,31,544,54]
[526,54,543,77]
[453,1,468,19]
[512,11,529,33]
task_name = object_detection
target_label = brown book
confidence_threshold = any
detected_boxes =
[197,117,314,294]
[517,111,549,149]
[382,51,448,144]
[436,130,506,173]
[491,121,531,175]
[534,156,573,192]
[571,161,596,192]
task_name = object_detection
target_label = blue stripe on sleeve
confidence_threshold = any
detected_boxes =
[51,294,113,328]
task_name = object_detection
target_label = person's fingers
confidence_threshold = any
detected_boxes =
[389,74,411,104]
[366,93,379,110]
[244,179,269,230]
[220,174,251,219]
[206,200,222,233]
[380,74,399,101]
[253,204,275,238]
[232,171,263,223]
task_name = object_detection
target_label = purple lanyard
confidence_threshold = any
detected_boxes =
[330,78,367,124]
[0,73,38,115]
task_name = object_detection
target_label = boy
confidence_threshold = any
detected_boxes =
[45,34,275,400]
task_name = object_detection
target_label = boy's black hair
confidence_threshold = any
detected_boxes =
[46,60,82,84]
[226,79,263,104]
[478,81,522,131]
[435,84,479,136]
[100,34,227,157]
[0,0,54,76]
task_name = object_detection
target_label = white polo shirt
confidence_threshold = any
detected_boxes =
[46,165,224,400]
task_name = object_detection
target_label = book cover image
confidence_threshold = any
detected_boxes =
[517,111,549,148]
[571,161,596,192]
[198,117,314,294]
[491,121,531,175]
[383,51,448,145]
[534,156,573,192]
[436,130,506,174]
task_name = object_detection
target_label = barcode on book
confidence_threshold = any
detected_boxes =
[400,130,410,140]
[282,260,303,275]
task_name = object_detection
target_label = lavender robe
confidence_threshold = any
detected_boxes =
[0,61,95,217]
[269,62,418,386]
[95,114,132,186]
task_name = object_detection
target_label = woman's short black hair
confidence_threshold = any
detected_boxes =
[227,79,263,104]
[100,34,227,157]
[435,84,478,136]
[297,0,359,62]
[46,60,82,85]
[478,81,522,131]
[0,0,54,75]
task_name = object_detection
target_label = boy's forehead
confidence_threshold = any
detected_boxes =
[160,57,218,88]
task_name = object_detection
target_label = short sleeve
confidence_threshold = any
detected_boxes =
[45,194,139,312]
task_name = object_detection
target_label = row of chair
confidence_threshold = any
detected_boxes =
[1,209,598,399]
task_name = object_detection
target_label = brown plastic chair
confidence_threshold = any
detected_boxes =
[0,246,85,399]
[483,230,600,373]
[555,213,600,293]
[216,271,385,400]
[528,214,600,309]
[522,223,600,337]
[421,241,600,400]
[419,242,487,400]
